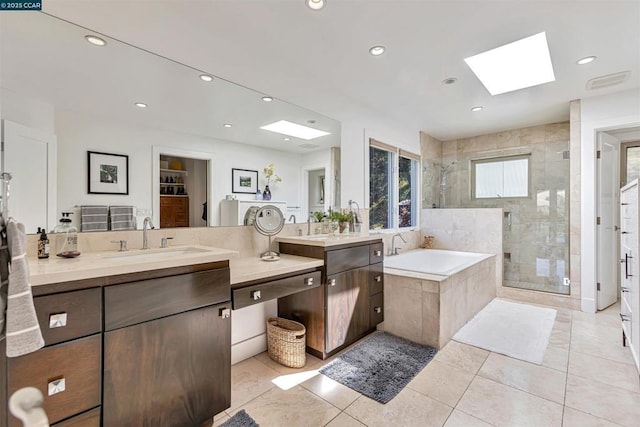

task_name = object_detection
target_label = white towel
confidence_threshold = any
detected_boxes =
[1,219,44,357]
[109,205,136,231]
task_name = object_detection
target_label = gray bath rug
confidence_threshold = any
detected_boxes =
[220,410,259,427]
[319,332,438,404]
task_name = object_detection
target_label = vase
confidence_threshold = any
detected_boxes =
[339,221,350,234]
[263,185,272,200]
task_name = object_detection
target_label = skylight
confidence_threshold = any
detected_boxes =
[260,120,330,140]
[464,32,555,95]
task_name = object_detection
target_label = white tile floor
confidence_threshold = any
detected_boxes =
[214,300,640,427]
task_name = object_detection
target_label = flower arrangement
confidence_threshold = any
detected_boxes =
[263,163,282,187]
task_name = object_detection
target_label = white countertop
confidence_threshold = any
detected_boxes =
[230,254,324,285]
[276,233,382,247]
[29,245,238,286]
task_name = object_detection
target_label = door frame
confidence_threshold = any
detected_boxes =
[152,146,214,228]
[301,163,330,222]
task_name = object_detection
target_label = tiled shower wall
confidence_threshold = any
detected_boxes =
[423,122,571,296]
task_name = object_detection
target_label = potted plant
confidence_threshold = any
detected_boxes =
[328,210,354,234]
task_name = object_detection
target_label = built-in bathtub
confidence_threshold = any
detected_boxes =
[382,248,497,349]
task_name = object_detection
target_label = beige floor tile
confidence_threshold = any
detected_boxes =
[325,412,366,427]
[457,376,563,426]
[230,385,340,426]
[570,328,635,365]
[229,357,279,412]
[565,374,640,426]
[434,341,489,374]
[542,345,569,372]
[549,328,571,350]
[254,350,324,374]
[562,407,622,427]
[300,373,360,410]
[478,353,566,404]
[345,388,453,427]
[444,409,492,427]
[212,413,229,426]
[553,317,572,332]
[572,309,620,329]
[569,351,640,393]
[407,360,475,407]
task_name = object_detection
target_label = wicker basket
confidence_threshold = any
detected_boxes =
[266,317,306,368]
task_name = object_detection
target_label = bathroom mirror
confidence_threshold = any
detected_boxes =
[0,11,341,233]
[254,205,285,261]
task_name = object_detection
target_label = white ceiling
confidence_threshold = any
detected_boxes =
[20,1,640,142]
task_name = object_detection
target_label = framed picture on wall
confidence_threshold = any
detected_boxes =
[232,168,258,194]
[88,151,129,194]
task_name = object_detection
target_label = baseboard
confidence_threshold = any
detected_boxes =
[231,334,267,365]
[581,297,597,313]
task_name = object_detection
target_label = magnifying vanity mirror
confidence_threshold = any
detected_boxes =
[254,205,285,261]
[0,11,342,234]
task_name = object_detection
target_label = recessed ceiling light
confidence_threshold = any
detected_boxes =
[134,102,147,108]
[442,77,457,85]
[471,106,483,112]
[199,74,213,82]
[369,46,386,56]
[260,120,330,140]
[262,96,273,102]
[306,0,326,11]
[284,137,291,141]
[85,35,107,46]
[577,56,596,65]
[464,32,555,95]
[224,123,232,128]
[307,119,316,124]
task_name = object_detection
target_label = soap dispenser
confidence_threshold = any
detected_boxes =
[37,226,50,259]
[53,212,80,258]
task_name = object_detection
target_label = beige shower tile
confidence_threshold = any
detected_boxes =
[407,360,475,407]
[457,376,563,426]
[478,353,566,404]
[345,388,453,427]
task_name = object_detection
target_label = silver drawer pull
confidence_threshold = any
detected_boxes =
[622,287,630,293]
[251,290,262,301]
[620,313,631,322]
[374,275,382,282]
[49,313,67,329]
[373,250,382,257]
[219,308,231,319]
[374,306,382,314]
[48,378,65,396]
[304,277,314,286]
[328,278,336,287]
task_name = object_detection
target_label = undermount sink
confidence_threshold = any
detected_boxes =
[104,246,211,262]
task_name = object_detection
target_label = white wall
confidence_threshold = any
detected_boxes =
[54,108,308,228]
[581,88,640,312]
[0,88,55,134]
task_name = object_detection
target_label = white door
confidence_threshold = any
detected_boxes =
[597,131,620,310]
[1,120,57,233]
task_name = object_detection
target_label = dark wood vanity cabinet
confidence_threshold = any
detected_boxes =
[278,239,384,359]
[1,261,231,427]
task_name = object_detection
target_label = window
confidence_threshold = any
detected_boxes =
[472,154,530,199]
[369,139,419,230]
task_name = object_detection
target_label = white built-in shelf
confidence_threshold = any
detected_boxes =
[160,168,188,175]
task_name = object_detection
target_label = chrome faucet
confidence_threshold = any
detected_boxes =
[142,217,155,249]
[390,233,407,256]
[307,213,315,235]
[288,214,296,224]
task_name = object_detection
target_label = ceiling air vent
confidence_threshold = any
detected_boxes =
[299,143,319,149]
[586,71,630,91]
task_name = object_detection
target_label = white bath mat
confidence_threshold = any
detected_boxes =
[453,298,557,364]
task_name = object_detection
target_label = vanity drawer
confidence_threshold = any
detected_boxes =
[7,334,102,427]
[34,288,102,346]
[370,293,384,328]
[233,271,321,309]
[370,242,384,264]
[52,407,101,427]
[369,263,384,295]
[326,245,370,275]
[105,267,230,331]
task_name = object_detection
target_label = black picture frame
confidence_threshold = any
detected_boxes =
[88,151,129,195]
[232,168,258,194]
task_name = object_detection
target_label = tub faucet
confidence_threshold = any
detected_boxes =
[390,233,407,256]
[142,217,154,250]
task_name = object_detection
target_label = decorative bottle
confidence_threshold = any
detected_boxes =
[37,227,50,259]
[53,212,80,258]
[256,189,263,200]
[263,185,272,201]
